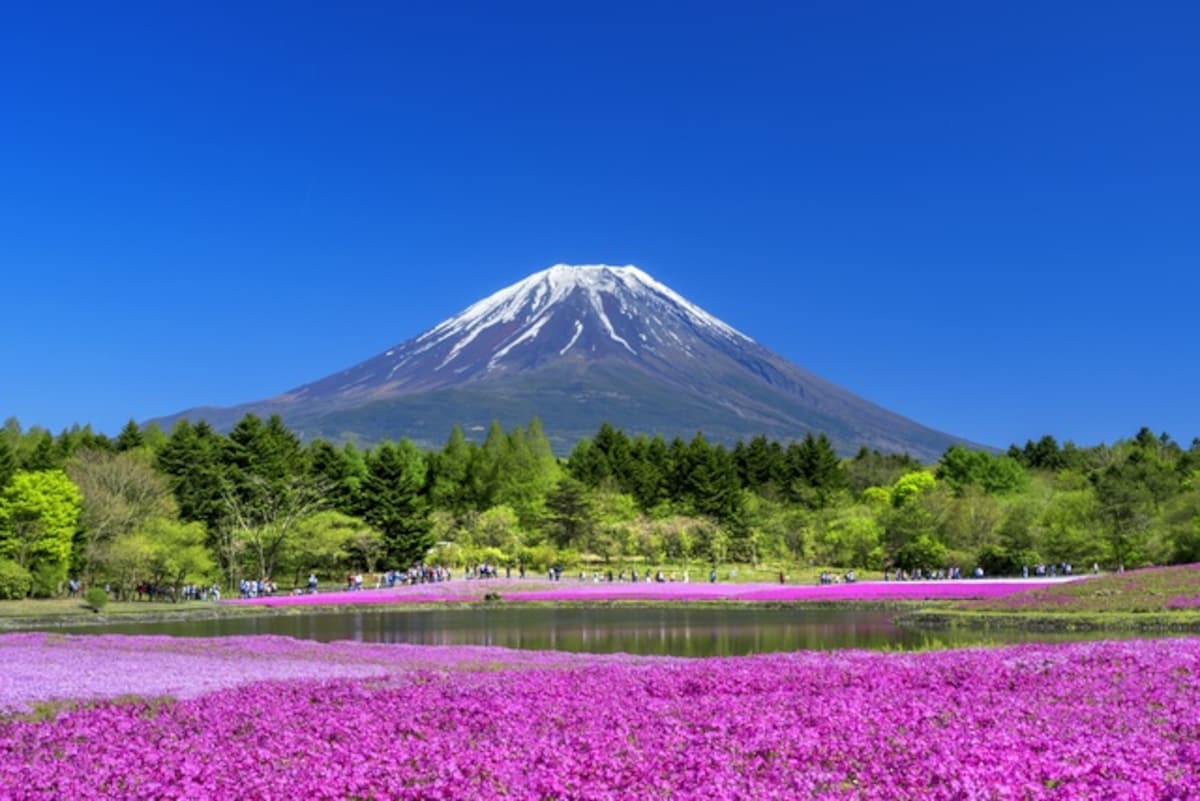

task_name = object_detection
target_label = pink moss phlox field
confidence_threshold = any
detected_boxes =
[0,633,630,715]
[227,579,1066,608]
[2,636,1199,799]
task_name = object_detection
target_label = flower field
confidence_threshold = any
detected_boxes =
[226,578,1067,609]
[962,563,1200,614]
[2,633,1198,799]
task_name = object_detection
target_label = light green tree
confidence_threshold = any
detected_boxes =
[142,517,214,600]
[0,470,83,596]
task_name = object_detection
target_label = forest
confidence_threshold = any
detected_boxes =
[0,414,1197,599]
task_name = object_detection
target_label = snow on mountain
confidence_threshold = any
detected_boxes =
[283,264,759,400]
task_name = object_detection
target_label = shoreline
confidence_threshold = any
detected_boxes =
[0,597,944,632]
[897,607,1200,633]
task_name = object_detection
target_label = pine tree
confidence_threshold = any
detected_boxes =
[157,420,227,529]
[0,439,15,490]
[546,475,594,549]
[23,431,58,471]
[114,419,145,452]
[429,425,473,512]
[359,440,431,567]
[592,423,633,490]
[307,439,359,514]
[567,438,610,486]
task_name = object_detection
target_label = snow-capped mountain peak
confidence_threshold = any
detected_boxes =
[399,264,752,376]
[159,262,974,461]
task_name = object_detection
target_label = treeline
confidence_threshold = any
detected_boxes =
[0,414,1198,600]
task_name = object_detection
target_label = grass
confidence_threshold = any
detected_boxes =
[960,563,1200,613]
[0,597,264,630]
[899,563,1200,632]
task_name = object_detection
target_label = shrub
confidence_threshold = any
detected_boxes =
[31,563,66,598]
[84,586,109,613]
[0,559,33,600]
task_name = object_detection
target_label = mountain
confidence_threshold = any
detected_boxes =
[156,264,975,460]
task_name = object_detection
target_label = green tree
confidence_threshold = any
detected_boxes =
[1039,486,1104,566]
[937,446,1028,496]
[359,440,431,567]
[0,470,83,596]
[157,420,227,531]
[891,471,936,507]
[114,419,145,452]
[307,439,361,514]
[845,448,922,495]
[142,517,214,600]
[893,535,947,574]
[785,433,846,508]
[546,476,594,550]
[817,507,884,568]
[288,511,383,582]
[0,439,15,490]
[67,449,177,583]
[23,431,59,471]
[467,505,522,558]
[428,425,474,513]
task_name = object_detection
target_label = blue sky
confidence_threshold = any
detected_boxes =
[2,1,1197,450]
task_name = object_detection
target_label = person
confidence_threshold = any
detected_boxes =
[778,571,786,585]
[709,568,717,583]
[307,573,318,594]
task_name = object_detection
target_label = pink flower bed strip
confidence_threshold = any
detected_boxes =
[226,579,1065,608]
[1,634,1197,799]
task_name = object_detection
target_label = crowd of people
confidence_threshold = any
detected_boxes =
[881,567,986,581]
[238,578,277,598]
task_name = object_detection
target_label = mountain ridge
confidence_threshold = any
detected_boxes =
[153,264,982,460]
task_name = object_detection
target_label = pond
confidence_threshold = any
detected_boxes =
[58,606,1171,656]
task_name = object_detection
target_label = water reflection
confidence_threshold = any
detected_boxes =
[55,606,1178,657]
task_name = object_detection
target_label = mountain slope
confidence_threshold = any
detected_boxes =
[157,264,977,460]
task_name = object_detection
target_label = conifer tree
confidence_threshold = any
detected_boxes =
[429,425,473,512]
[0,439,15,490]
[115,419,145,452]
[157,420,226,530]
[360,440,431,567]
[23,431,58,471]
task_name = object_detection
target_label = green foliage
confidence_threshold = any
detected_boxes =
[0,558,32,599]
[142,518,214,596]
[0,470,83,593]
[115,420,145,452]
[784,433,847,508]
[4,415,1199,593]
[157,420,227,530]
[67,449,177,583]
[891,471,936,507]
[893,535,947,573]
[937,446,1028,495]
[546,476,593,549]
[84,586,109,612]
[0,439,15,490]
[359,439,431,566]
[975,544,1034,577]
[816,507,884,569]
[23,432,59,471]
[289,510,383,577]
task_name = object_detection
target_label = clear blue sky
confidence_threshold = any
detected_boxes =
[2,1,1197,450]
